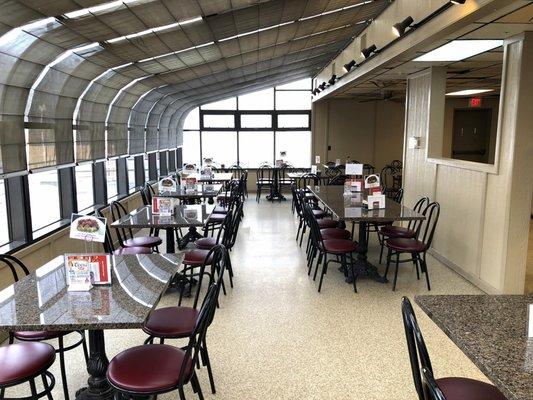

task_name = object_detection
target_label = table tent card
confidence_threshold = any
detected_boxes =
[311,164,318,174]
[158,177,177,193]
[65,254,112,291]
[70,214,106,243]
[367,194,386,210]
[201,166,214,179]
[152,197,175,215]
[335,159,341,166]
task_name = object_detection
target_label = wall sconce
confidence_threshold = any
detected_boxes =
[361,44,378,59]
[392,16,414,37]
[343,60,357,73]
[408,136,421,149]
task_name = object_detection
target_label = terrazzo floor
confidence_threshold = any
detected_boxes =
[6,198,488,399]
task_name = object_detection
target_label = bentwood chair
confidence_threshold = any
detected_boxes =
[97,209,152,256]
[0,342,56,399]
[109,201,162,251]
[1,254,88,400]
[256,166,274,202]
[142,245,228,394]
[108,282,220,400]
[366,188,405,245]
[377,195,428,264]
[401,297,507,400]
[303,202,358,293]
[385,202,440,291]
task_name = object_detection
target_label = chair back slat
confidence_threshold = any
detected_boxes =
[0,254,30,283]
[422,368,447,400]
[96,207,115,253]
[417,202,440,248]
[402,297,434,400]
[109,201,134,247]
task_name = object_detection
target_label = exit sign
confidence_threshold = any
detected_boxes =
[469,98,482,108]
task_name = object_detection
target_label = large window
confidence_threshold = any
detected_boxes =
[29,170,61,231]
[127,157,136,190]
[0,181,9,245]
[183,78,312,167]
[76,163,94,211]
[107,160,118,200]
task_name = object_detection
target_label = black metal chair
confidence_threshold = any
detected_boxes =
[108,281,221,400]
[142,245,228,395]
[1,255,88,400]
[401,297,507,400]
[109,201,162,251]
[385,202,440,291]
[256,166,274,202]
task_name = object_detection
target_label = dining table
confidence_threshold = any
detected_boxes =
[415,294,533,400]
[157,183,222,204]
[183,172,233,183]
[111,204,215,252]
[0,253,183,400]
[307,185,424,283]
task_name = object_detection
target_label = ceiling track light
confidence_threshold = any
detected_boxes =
[361,44,378,59]
[328,74,337,85]
[450,0,466,4]
[342,60,357,73]
[392,16,414,37]
[319,82,327,90]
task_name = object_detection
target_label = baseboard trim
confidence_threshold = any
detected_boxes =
[428,248,500,295]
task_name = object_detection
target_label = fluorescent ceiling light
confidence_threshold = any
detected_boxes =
[446,89,494,96]
[299,0,371,21]
[414,40,502,62]
[64,0,137,19]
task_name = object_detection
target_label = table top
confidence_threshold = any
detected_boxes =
[184,173,233,182]
[111,204,215,229]
[0,254,183,331]
[416,295,533,400]
[308,185,424,222]
[157,184,222,199]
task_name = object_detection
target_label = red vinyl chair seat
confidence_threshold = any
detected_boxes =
[320,239,358,254]
[123,236,162,248]
[13,331,66,341]
[380,225,416,239]
[107,344,193,394]
[0,343,55,386]
[212,205,229,214]
[312,209,327,219]
[317,219,338,229]
[386,238,427,252]
[183,249,213,266]
[207,214,225,223]
[143,307,198,339]
[436,377,507,400]
[194,237,217,250]
[320,228,351,240]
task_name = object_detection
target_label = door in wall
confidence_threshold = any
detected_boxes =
[451,108,492,163]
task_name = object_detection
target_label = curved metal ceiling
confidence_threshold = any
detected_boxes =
[0,0,391,172]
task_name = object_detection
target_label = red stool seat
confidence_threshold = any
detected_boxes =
[194,237,217,250]
[0,343,55,386]
[380,225,416,238]
[183,249,212,266]
[320,228,351,240]
[13,331,66,341]
[386,238,426,252]
[143,307,198,338]
[113,246,152,255]
[320,239,358,254]
[207,214,225,223]
[107,344,193,394]
[436,377,507,400]
[123,236,162,248]
[317,219,338,229]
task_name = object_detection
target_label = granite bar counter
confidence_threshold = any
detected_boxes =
[415,294,533,400]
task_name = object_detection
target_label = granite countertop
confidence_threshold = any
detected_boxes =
[0,253,183,331]
[416,294,533,400]
[110,204,215,229]
[308,185,423,222]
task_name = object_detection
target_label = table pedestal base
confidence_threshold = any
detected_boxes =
[178,227,203,250]
[345,222,387,284]
[75,330,115,400]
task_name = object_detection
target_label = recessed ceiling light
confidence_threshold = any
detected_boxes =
[445,89,494,96]
[414,40,502,62]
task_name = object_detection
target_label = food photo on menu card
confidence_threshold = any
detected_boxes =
[69,214,106,243]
